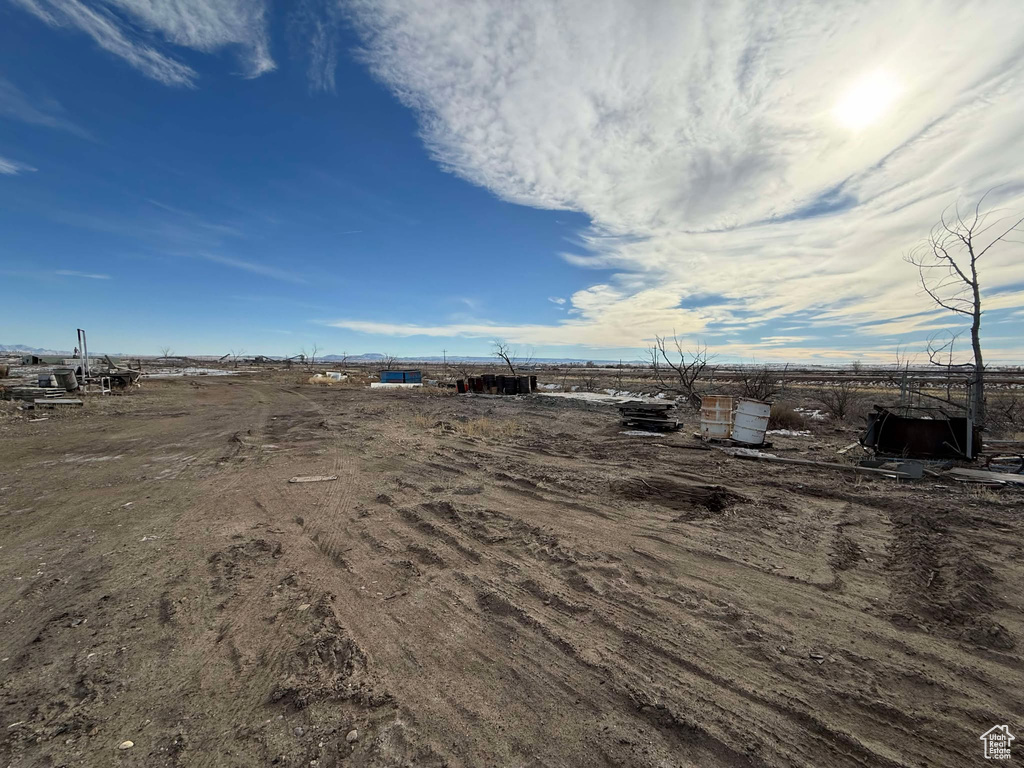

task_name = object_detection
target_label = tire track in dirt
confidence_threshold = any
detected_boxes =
[182,385,358,768]
[346,430,997,768]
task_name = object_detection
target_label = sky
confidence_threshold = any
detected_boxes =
[1,0,1023,363]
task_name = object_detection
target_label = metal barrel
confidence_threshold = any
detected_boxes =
[456,379,466,394]
[53,367,79,391]
[517,375,530,394]
[732,398,771,445]
[529,375,537,392]
[699,394,734,440]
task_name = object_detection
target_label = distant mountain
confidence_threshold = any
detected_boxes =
[323,352,386,362]
[3,345,638,366]
[0,344,72,356]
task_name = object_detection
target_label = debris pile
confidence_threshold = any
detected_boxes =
[4,385,66,402]
[457,374,537,395]
[618,401,680,432]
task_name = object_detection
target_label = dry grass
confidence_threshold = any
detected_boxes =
[418,386,455,398]
[966,484,1002,502]
[768,403,809,431]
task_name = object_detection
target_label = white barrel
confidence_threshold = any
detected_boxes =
[732,398,771,444]
[700,395,734,440]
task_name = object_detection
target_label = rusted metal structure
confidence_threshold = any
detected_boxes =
[456,374,537,395]
[861,406,980,460]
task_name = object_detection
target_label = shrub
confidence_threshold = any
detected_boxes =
[768,404,808,431]
[739,366,782,401]
[815,381,859,422]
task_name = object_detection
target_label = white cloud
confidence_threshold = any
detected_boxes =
[55,269,111,279]
[198,252,306,284]
[11,0,274,85]
[289,0,344,91]
[0,77,89,137]
[548,296,566,305]
[0,155,36,175]
[343,0,1024,354]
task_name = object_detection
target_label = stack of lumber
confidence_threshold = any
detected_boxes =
[4,385,66,402]
[33,398,83,408]
[618,401,680,432]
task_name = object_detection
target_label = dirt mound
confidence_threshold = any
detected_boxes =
[612,476,744,519]
[270,600,371,710]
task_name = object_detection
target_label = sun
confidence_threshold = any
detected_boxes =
[833,70,901,131]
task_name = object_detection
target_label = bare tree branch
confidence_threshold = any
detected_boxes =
[492,339,520,376]
[902,192,1022,428]
[648,334,713,408]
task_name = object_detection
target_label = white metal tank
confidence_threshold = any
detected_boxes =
[732,398,771,445]
[699,394,734,440]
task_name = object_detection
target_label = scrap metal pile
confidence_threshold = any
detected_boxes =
[618,401,680,432]
[457,374,537,395]
[0,329,141,409]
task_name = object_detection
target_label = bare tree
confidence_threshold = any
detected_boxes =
[614,360,626,392]
[159,346,173,362]
[492,339,520,376]
[738,365,781,401]
[381,354,398,371]
[648,334,712,407]
[578,366,600,392]
[816,381,859,422]
[454,361,474,385]
[309,343,320,367]
[905,193,1024,428]
[229,348,246,369]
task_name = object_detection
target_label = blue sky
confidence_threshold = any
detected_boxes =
[1,0,1023,363]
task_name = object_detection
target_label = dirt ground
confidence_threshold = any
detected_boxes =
[1,373,1021,767]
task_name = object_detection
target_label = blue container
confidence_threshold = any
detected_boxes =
[379,370,422,384]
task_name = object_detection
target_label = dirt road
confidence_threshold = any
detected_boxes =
[1,375,1021,766]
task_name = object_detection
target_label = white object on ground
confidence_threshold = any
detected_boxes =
[766,429,811,437]
[145,367,237,378]
[370,382,422,389]
[537,391,662,405]
[620,430,666,437]
[732,398,771,445]
[288,475,339,483]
